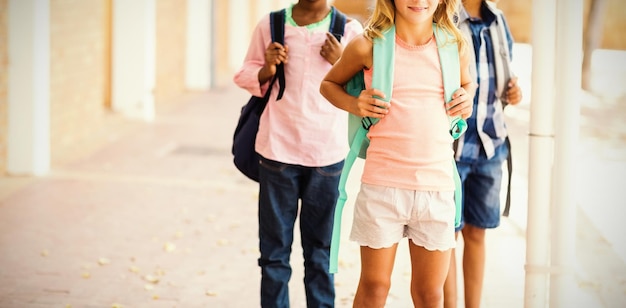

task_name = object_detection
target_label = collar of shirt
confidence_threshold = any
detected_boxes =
[457,1,497,26]
[285,4,333,31]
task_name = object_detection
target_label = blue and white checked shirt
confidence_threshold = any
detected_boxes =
[456,2,514,162]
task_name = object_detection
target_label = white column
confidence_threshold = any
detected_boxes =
[550,0,583,306]
[524,0,556,306]
[185,0,211,90]
[111,0,156,121]
[7,0,50,176]
[228,0,250,73]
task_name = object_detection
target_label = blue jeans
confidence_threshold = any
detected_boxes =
[455,142,509,231]
[258,156,343,308]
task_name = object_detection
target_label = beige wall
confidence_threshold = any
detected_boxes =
[49,0,109,164]
[214,1,230,87]
[0,0,7,173]
[333,0,373,24]
[0,0,196,174]
[155,0,187,106]
[497,0,626,50]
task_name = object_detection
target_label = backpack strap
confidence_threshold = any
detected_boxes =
[269,9,286,100]
[433,24,467,139]
[492,10,514,217]
[433,23,466,228]
[329,7,347,41]
[329,28,394,273]
[502,136,512,216]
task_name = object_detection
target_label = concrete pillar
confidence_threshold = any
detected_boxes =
[7,0,50,176]
[111,0,156,121]
[524,0,556,305]
[228,0,250,74]
[186,0,211,90]
[550,0,583,306]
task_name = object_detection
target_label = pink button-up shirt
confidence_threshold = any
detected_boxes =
[233,12,363,167]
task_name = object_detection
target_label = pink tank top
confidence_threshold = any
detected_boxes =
[361,35,455,191]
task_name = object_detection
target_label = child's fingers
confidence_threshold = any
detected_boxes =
[446,93,472,118]
[451,87,467,99]
[325,32,340,45]
[362,88,386,100]
[358,89,390,117]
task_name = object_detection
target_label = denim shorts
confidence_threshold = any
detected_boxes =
[455,143,509,231]
[350,183,456,251]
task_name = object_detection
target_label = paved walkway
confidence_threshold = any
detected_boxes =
[0,83,624,307]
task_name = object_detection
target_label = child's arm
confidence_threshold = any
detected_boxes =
[320,35,389,119]
[233,16,284,98]
[446,46,476,120]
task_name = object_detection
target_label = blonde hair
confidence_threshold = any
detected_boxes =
[363,0,466,52]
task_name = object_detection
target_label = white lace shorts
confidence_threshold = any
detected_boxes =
[349,183,456,250]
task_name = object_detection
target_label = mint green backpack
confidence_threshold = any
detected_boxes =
[329,23,467,273]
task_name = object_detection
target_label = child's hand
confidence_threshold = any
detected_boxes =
[504,77,522,106]
[447,87,473,120]
[320,32,343,65]
[263,42,289,76]
[356,89,389,118]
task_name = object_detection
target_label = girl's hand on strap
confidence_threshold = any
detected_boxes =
[447,87,474,120]
[356,88,389,118]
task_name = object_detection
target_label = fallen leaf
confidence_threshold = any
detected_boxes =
[163,242,176,252]
[143,274,159,284]
[41,249,49,257]
[98,258,111,266]
[152,294,159,300]
[81,272,91,279]
[129,266,140,273]
[206,290,218,297]
[144,284,154,291]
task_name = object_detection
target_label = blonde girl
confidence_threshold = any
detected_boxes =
[320,0,475,307]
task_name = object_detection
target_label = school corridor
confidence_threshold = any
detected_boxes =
[2,0,626,307]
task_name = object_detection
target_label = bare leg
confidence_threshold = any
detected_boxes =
[409,240,452,308]
[353,244,398,308]
[443,232,460,308]
[461,224,486,308]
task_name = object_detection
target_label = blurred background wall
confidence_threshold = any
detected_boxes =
[0,0,624,176]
